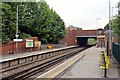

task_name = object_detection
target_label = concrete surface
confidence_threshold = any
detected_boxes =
[60,46,119,78]
[37,48,85,78]
[0,46,76,62]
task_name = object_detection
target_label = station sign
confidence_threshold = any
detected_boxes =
[105,30,113,33]
[26,39,33,47]
[35,41,41,47]
[13,39,23,42]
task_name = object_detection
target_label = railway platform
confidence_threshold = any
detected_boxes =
[60,46,119,78]
[0,45,79,79]
[37,46,119,79]
[0,46,76,62]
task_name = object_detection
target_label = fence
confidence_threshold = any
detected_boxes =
[112,43,120,65]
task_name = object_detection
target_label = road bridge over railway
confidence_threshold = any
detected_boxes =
[76,30,97,46]
[61,29,102,46]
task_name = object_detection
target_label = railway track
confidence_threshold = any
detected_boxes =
[1,46,90,80]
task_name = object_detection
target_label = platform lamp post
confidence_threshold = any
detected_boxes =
[96,18,100,47]
[15,5,24,53]
[97,18,100,29]
[108,0,112,57]
[112,7,114,19]
[112,7,118,19]
[110,7,114,58]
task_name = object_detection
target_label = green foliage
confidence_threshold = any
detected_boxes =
[19,32,32,39]
[88,38,96,44]
[111,15,120,35]
[2,32,11,44]
[2,2,65,44]
[77,28,82,30]
[2,2,16,43]
[111,15,120,43]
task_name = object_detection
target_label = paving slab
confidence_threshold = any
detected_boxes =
[60,46,119,78]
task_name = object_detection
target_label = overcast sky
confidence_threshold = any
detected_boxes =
[45,0,119,30]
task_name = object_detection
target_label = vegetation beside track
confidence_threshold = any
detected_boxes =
[88,38,96,45]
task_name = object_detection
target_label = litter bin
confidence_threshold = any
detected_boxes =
[47,45,53,49]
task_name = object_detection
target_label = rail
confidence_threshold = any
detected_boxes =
[1,45,81,79]
[9,48,84,80]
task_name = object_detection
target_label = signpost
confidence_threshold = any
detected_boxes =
[13,39,22,53]
[35,41,41,47]
[13,39,23,42]
[26,40,33,48]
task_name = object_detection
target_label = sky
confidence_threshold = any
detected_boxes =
[45,0,119,30]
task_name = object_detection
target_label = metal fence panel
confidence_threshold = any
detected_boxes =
[112,43,120,65]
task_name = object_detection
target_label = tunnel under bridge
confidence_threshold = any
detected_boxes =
[76,36,97,47]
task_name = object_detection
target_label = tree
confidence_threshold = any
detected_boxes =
[2,2,65,44]
[111,2,120,43]
[18,2,65,43]
[111,15,120,43]
[2,2,16,43]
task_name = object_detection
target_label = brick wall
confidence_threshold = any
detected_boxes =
[61,30,77,46]
[1,37,39,54]
[61,30,97,46]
